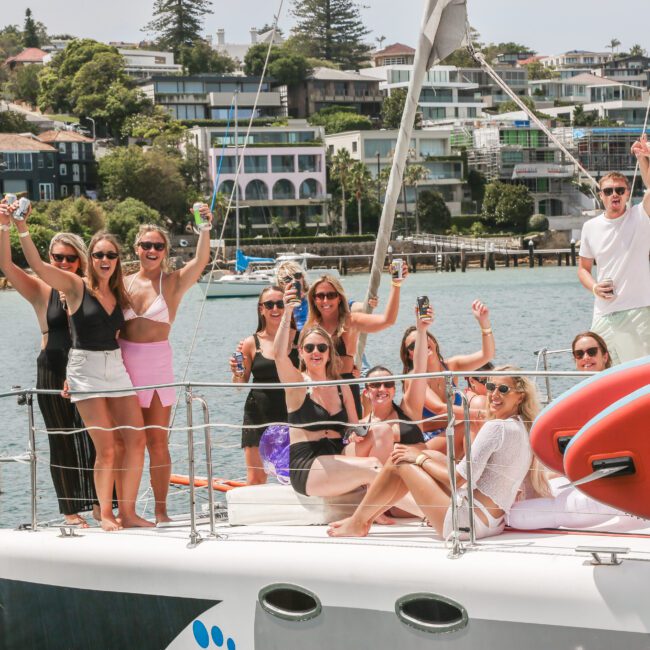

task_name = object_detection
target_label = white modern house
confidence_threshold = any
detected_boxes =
[118,49,182,79]
[539,50,612,68]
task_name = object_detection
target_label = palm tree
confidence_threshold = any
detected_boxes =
[403,164,430,233]
[606,38,621,57]
[629,44,646,57]
[330,148,352,235]
[349,161,372,235]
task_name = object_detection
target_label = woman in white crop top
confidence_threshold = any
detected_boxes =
[329,367,550,540]
[118,205,213,523]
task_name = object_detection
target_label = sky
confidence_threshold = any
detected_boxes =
[3,0,649,58]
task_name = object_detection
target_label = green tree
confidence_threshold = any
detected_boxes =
[309,109,371,134]
[403,164,429,233]
[0,25,23,63]
[57,197,107,240]
[10,224,56,266]
[330,148,352,234]
[121,105,185,140]
[498,96,535,113]
[243,42,311,86]
[381,88,422,129]
[629,44,646,57]
[0,109,38,133]
[482,181,534,232]
[98,146,188,224]
[97,82,152,137]
[105,198,164,248]
[467,169,486,212]
[144,0,213,58]
[5,64,40,105]
[523,61,556,80]
[606,38,621,56]
[291,0,371,69]
[348,160,371,235]
[180,39,236,74]
[572,104,593,127]
[22,8,40,48]
[415,190,451,234]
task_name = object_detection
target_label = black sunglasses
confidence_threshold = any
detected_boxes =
[261,299,285,310]
[303,342,329,353]
[472,377,488,385]
[138,241,166,251]
[282,272,303,283]
[91,251,119,260]
[406,341,416,352]
[314,291,339,301]
[51,253,79,263]
[367,380,395,390]
[573,346,599,360]
[601,186,627,196]
[485,382,513,395]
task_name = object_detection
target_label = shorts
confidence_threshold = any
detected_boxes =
[118,338,177,408]
[67,348,136,403]
[442,489,505,540]
[289,438,344,496]
[591,306,650,365]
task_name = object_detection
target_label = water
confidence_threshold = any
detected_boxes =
[0,267,593,525]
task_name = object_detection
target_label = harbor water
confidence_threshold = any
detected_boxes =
[0,267,593,526]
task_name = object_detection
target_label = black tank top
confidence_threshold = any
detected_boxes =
[70,285,124,351]
[288,385,348,434]
[44,289,72,351]
[392,402,424,444]
[250,333,299,383]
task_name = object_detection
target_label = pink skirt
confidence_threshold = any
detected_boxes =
[118,339,177,408]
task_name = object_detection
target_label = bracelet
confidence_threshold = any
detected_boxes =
[481,327,493,335]
[0,224,10,232]
[391,281,401,288]
[415,453,427,467]
[592,284,598,296]
[199,223,212,231]
[18,231,30,239]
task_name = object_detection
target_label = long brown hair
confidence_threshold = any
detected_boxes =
[87,232,130,309]
[571,331,612,369]
[400,325,445,373]
[298,325,341,379]
[305,275,349,338]
[255,285,284,333]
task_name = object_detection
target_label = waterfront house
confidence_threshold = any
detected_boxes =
[0,134,57,201]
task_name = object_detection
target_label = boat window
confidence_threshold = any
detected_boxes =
[395,593,468,634]
[258,584,322,622]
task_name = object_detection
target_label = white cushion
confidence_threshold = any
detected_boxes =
[226,483,364,526]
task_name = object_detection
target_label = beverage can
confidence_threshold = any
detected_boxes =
[290,279,302,304]
[416,295,430,319]
[391,258,403,280]
[233,351,245,376]
[4,193,17,206]
[13,197,31,221]
[193,202,206,226]
[601,277,615,296]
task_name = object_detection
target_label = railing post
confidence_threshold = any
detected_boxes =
[27,392,37,532]
[445,374,462,559]
[542,351,552,403]
[194,395,217,538]
[185,385,201,548]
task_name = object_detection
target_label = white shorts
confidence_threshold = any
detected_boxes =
[442,489,505,540]
[67,348,136,403]
[592,306,650,365]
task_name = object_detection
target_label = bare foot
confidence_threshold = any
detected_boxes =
[373,513,395,525]
[64,514,89,527]
[120,514,155,528]
[100,516,122,532]
[327,516,371,538]
[155,512,172,525]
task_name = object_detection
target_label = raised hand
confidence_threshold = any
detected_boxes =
[631,134,650,159]
[471,299,490,327]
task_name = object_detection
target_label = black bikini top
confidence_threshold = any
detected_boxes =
[392,402,424,444]
[287,385,348,435]
[44,289,72,351]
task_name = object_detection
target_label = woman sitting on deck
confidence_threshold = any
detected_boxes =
[329,367,549,540]
[305,270,406,417]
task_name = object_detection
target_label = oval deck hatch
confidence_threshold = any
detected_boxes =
[396,593,468,634]
[259,584,322,622]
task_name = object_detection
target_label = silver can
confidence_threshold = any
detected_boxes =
[391,258,403,280]
[13,197,31,221]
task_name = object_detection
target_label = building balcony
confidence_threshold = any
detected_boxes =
[157,94,206,104]
[209,91,281,108]
[312,94,383,102]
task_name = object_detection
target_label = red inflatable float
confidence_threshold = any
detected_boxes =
[530,356,650,474]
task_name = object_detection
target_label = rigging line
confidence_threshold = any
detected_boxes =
[168,0,286,430]
[467,40,600,198]
[628,92,650,205]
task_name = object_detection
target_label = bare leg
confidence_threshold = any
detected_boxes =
[107,396,153,528]
[142,393,173,523]
[75,397,121,532]
[244,446,268,485]
[305,454,380,497]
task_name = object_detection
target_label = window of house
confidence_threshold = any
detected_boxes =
[73,185,81,197]
[298,155,319,172]
[271,155,295,173]
[244,155,268,173]
[58,143,66,154]
[352,141,357,153]
[37,154,44,168]
[39,183,54,201]
[59,164,68,176]
[60,185,68,197]
[46,154,54,168]
[219,156,238,174]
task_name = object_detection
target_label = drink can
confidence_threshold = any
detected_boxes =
[13,197,31,221]
[4,193,17,206]
[416,295,430,319]
[193,202,206,226]
[602,277,615,296]
[233,351,245,376]
[290,279,302,304]
[391,258,403,280]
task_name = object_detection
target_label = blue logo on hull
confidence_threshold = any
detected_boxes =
[193,620,236,649]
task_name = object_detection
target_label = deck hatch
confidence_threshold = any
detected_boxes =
[258,583,322,622]
[395,592,468,634]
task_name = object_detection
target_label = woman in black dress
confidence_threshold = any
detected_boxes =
[0,202,97,525]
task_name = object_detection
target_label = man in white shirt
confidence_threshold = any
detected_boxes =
[577,135,650,364]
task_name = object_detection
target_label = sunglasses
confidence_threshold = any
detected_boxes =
[573,346,599,360]
[367,380,395,390]
[303,343,329,353]
[138,241,166,251]
[601,186,627,196]
[282,272,303,283]
[91,251,119,260]
[51,253,79,263]
[314,291,339,301]
[406,341,416,352]
[485,382,514,395]
[261,299,285,310]
[471,377,488,385]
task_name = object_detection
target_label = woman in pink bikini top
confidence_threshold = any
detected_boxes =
[118,204,213,523]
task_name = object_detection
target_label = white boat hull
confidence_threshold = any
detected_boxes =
[199,275,273,298]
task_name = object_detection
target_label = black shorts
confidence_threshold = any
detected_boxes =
[289,438,344,496]
[241,389,289,448]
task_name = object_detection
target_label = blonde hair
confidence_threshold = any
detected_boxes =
[276,261,309,291]
[599,172,629,190]
[134,224,172,273]
[49,233,88,277]
[298,325,341,379]
[488,366,551,498]
[87,232,130,309]
[305,274,350,339]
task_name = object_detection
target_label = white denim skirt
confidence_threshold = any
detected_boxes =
[66,348,136,403]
